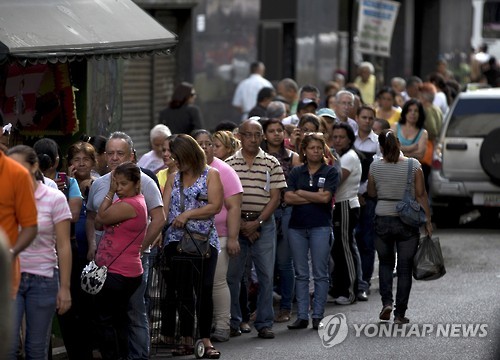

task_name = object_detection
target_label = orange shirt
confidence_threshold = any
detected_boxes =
[0,151,38,297]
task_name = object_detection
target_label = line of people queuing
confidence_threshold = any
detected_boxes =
[0,59,452,359]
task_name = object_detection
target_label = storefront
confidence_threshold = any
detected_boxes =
[0,0,177,152]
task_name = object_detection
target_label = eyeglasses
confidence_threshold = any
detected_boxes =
[240,132,263,139]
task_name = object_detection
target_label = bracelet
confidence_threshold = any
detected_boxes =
[105,195,113,202]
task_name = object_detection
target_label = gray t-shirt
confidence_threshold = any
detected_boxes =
[369,158,419,217]
[87,171,163,246]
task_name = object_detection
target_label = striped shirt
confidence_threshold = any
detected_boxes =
[225,148,286,213]
[20,182,72,278]
[369,157,420,217]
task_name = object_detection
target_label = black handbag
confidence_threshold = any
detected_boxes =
[396,158,427,227]
[177,226,211,258]
[413,235,446,280]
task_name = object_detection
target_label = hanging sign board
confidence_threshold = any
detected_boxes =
[357,0,400,57]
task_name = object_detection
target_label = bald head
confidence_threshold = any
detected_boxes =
[239,119,263,133]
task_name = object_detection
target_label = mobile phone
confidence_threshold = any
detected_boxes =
[58,172,67,183]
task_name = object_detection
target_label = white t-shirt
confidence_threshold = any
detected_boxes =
[433,92,448,116]
[137,150,164,174]
[335,149,361,208]
[232,74,273,120]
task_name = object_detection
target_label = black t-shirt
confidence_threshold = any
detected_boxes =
[286,163,340,229]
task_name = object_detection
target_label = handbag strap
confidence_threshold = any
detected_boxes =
[107,223,147,269]
[404,158,414,196]
[179,173,186,213]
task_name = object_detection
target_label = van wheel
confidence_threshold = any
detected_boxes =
[480,127,500,185]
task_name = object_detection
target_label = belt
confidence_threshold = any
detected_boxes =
[241,211,261,221]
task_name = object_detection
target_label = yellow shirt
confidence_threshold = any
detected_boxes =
[376,107,402,126]
[354,74,376,105]
[156,168,169,193]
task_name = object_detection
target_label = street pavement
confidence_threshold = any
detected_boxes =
[154,228,500,360]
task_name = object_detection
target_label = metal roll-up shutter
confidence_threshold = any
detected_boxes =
[122,10,177,158]
[122,56,153,157]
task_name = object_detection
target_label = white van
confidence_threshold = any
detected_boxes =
[430,88,500,225]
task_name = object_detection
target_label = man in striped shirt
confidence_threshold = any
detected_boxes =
[225,119,286,339]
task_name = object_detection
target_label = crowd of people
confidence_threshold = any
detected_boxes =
[3,55,475,359]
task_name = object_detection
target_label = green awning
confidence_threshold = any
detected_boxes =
[0,0,177,64]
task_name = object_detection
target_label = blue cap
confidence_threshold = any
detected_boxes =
[316,108,337,119]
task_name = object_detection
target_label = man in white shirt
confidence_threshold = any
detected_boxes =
[232,61,273,121]
[335,90,359,133]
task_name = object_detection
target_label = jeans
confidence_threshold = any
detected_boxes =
[355,197,376,287]
[274,206,294,311]
[212,236,231,331]
[352,241,370,293]
[374,216,419,318]
[289,227,332,321]
[9,270,59,360]
[127,254,150,360]
[227,216,276,331]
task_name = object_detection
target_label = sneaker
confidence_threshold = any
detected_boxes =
[257,327,275,339]
[274,309,291,323]
[394,316,410,324]
[335,296,352,305]
[379,304,393,321]
[211,328,230,342]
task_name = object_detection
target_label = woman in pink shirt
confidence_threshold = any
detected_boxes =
[7,145,72,360]
[94,162,148,359]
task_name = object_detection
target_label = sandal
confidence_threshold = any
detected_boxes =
[172,344,194,356]
[203,346,221,359]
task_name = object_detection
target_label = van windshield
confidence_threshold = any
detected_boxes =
[446,98,500,137]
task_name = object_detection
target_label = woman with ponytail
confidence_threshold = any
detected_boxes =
[367,130,432,325]
[6,145,72,360]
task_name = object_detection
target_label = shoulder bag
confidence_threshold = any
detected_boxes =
[81,223,146,295]
[395,158,427,227]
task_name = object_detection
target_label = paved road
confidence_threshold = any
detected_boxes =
[152,228,500,360]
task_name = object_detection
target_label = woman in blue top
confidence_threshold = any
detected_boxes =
[161,134,223,359]
[284,133,340,330]
[391,98,428,162]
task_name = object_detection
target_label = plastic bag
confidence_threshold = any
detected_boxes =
[413,236,446,280]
